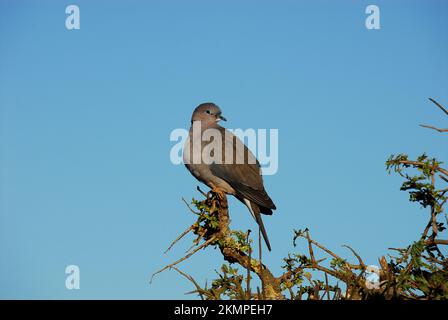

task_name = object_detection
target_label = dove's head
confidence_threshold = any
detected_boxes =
[191,103,227,126]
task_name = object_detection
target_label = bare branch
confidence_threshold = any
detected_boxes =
[420,98,448,133]
[425,239,448,245]
[164,225,194,253]
[429,98,448,116]
[182,197,200,215]
[342,245,366,269]
[151,236,217,283]
[419,124,448,132]
[245,229,252,300]
[170,267,206,300]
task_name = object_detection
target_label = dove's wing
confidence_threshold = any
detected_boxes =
[208,125,276,213]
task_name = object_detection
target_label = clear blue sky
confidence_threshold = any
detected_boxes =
[1,0,447,299]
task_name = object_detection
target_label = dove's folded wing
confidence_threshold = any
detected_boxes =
[209,126,276,213]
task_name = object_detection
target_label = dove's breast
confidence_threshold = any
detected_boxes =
[183,131,235,195]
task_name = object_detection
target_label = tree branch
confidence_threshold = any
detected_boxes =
[429,97,448,116]
[419,124,448,133]
[420,98,448,133]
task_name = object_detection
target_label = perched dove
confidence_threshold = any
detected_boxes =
[183,102,276,251]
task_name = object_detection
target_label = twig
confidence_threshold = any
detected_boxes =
[196,186,208,197]
[259,228,265,300]
[150,236,217,283]
[394,160,448,177]
[170,266,206,300]
[421,220,432,239]
[425,239,448,245]
[297,232,363,270]
[324,272,330,300]
[429,98,448,116]
[164,225,194,253]
[419,124,448,133]
[430,171,438,237]
[306,230,316,264]
[245,230,252,300]
[342,245,366,269]
[419,98,448,132]
[182,197,200,215]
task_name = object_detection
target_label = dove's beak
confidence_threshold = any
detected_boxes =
[217,114,227,122]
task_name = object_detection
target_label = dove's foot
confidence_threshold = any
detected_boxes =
[207,185,226,202]
[212,188,226,200]
[204,184,228,210]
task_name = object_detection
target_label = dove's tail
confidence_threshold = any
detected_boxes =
[243,199,272,251]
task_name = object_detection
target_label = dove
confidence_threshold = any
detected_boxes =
[183,102,276,251]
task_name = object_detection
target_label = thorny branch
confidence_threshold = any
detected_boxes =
[151,190,284,299]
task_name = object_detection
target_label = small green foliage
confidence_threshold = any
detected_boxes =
[330,257,347,269]
[386,154,445,211]
[382,153,447,299]
[231,230,252,253]
[209,263,246,300]
[409,240,431,269]
[293,229,308,247]
[190,198,220,242]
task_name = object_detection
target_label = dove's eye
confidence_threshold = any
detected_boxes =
[205,110,212,114]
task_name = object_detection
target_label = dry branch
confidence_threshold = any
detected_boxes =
[420,98,448,133]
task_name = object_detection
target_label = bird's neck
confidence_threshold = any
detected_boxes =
[190,121,222,132]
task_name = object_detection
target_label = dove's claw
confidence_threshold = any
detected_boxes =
[208,185,225,201]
